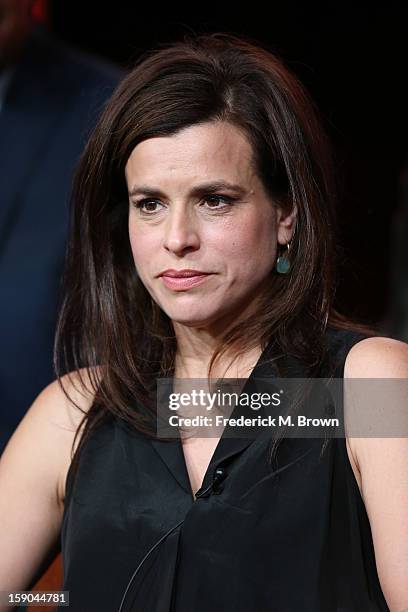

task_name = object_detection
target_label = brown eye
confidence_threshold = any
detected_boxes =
[203,195,234,209]
[134,199,163,214]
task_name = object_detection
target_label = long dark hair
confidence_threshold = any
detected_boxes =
[55,32,376,477]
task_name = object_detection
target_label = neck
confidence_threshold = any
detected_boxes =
[173,323,263,379]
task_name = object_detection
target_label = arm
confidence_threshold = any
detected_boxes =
[0,371,95,612]
[345,337,408,612]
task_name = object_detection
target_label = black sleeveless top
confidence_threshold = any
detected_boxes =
[60,327,389,611]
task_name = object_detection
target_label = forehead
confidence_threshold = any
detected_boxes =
[125,121,256,185]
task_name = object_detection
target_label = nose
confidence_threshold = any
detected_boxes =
[163,206,200,256]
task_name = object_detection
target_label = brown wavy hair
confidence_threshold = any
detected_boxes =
[54,32,376,477]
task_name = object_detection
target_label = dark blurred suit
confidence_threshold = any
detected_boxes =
[0,26,123,453]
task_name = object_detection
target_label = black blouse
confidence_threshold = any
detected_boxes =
[60,327,389,611]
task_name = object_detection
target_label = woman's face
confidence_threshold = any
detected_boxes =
[126,121,295,332]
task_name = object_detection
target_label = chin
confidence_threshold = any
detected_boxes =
[162,305,226,329]
[168,314,218,328]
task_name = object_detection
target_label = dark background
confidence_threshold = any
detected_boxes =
[46,1,408,327]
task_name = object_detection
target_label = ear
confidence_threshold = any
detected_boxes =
[276,203,297,245]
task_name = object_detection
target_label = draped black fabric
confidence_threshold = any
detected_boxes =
[60,327,389,611]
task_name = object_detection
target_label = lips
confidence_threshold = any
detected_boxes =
[159,269,212,291]
[160,269,208,278]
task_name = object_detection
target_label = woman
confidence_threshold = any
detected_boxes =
[0,32,407,612]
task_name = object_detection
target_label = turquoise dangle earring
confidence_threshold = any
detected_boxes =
[276,241,291,274]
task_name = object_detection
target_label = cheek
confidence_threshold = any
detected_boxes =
[128,219,154,276]
[216,212,276,270]
[128,227,139,265]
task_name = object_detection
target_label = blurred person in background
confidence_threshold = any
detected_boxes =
[0,0,123,453]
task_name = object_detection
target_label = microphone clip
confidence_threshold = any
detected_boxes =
[194,466,228,499]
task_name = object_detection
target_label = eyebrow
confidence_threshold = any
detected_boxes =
[128,180,248,199]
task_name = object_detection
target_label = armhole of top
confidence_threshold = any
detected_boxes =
[332,329,371,503]
[62,416,87,508]
[61,396,96,504]
[62,402,113,508]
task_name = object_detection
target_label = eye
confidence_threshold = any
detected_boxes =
[133,199,164,214]
[202,195,234,209]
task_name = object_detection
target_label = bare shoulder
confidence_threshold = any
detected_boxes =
[343,336,408,497]
[344,335,408,378]
[22,367,102,448]
[2,366,102,507]
[37,366,102,431]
